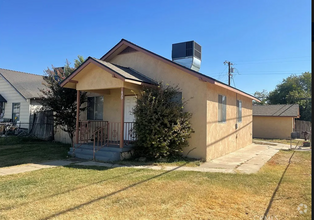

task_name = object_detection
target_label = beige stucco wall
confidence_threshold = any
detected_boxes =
[110,51,209,160]
[66,50,254,161]
[74,63,123,91]
[206,83,253,160]
[253,116,294,139]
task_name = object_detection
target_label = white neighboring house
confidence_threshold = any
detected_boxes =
[0,68,44,129]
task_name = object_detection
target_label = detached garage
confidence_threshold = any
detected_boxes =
[253,104,300,139]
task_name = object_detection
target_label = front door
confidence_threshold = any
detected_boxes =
[124,96,136,140]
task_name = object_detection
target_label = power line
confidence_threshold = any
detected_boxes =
[211,71,307,77]
[233,56,311,63]
[234,60,310,65]
[236,72,306,76]
[216,65,228,81]
[232,76,236,88]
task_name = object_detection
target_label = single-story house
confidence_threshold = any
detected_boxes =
[253,104,300,139]
[0,68,45,129]
[61,39,260,161]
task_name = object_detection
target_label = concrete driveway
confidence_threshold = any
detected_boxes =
[200,140,310,174]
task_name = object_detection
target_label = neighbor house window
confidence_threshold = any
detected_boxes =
[218,95,226,123]
[0,102,4,116]
[237,100,242,123]
[12,103,20,123]
[87,97,103,120]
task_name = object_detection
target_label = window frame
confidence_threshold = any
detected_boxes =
[87,96,104,120]
[237,100,242,123]
[218,94,226,123]
[12,103,20,123]
[0,102,4,116]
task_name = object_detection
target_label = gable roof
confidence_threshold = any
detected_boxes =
[0,68,45,99]
[101,39,260,102]
[60,57,157,87]
[62,39,260,102]
[91,57,157,84]
[253,104,300,117]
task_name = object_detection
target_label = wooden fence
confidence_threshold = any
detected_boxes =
[295,120,311,139]
[29,110,54,140]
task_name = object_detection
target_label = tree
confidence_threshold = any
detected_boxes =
[253,89,269,105]
[267,72,311,121]
[39,55,87,146]
[132,83,194,160]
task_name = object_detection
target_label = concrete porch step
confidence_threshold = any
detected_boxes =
[68,146,130,162]
[74,144,133,152]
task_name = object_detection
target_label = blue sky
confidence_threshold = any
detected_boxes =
[0,0,311,96]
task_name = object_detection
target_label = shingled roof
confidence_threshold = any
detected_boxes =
[91,57,157,85]
[253,104,300,117]
[0,68,45,99]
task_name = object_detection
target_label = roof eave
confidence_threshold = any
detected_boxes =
[100,39,259,101]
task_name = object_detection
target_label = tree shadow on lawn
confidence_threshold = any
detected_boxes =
[1,162,187,219]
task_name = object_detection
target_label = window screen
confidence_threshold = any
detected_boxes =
[237,100,242,123]
[87,97,103,120]
[171,92,182,105]
[218,95,226,123]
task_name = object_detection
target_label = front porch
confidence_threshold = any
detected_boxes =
[70,120,135,161]
[60,57,157,161]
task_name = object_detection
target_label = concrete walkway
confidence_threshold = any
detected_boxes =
[0,142,310,176]
[0,160,73,176]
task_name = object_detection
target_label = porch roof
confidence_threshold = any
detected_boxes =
[94,58,157,85]
[0,94,7,103]
[60,57,157,88]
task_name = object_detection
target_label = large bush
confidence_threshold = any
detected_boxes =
[132,83,194,159]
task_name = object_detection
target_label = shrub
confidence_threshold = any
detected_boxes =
[132,83,194,159]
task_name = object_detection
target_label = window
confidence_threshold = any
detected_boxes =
[12,103,20,123]
[0,102,4,117]
[218,95,226,123]
[171,92,182,105]
[237,100,242,123]
[87,97,103,120]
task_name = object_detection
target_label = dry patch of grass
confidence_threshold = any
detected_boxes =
[0,151,311,219]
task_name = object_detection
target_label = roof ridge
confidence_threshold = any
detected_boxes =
[0,68,43,77]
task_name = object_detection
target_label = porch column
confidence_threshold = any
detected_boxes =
[120,87,124,148]
[75,90,80,145]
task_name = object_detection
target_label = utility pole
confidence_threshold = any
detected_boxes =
[224,61,233,86]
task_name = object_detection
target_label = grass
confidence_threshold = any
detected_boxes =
[114,157,203,167]
[0,150,311,219]
[0,136,71,167]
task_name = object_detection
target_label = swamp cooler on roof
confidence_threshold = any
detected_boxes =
[171,41,202,72]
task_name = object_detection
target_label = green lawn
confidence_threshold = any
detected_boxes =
[0,136,70,167]
[0,148,311,219]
